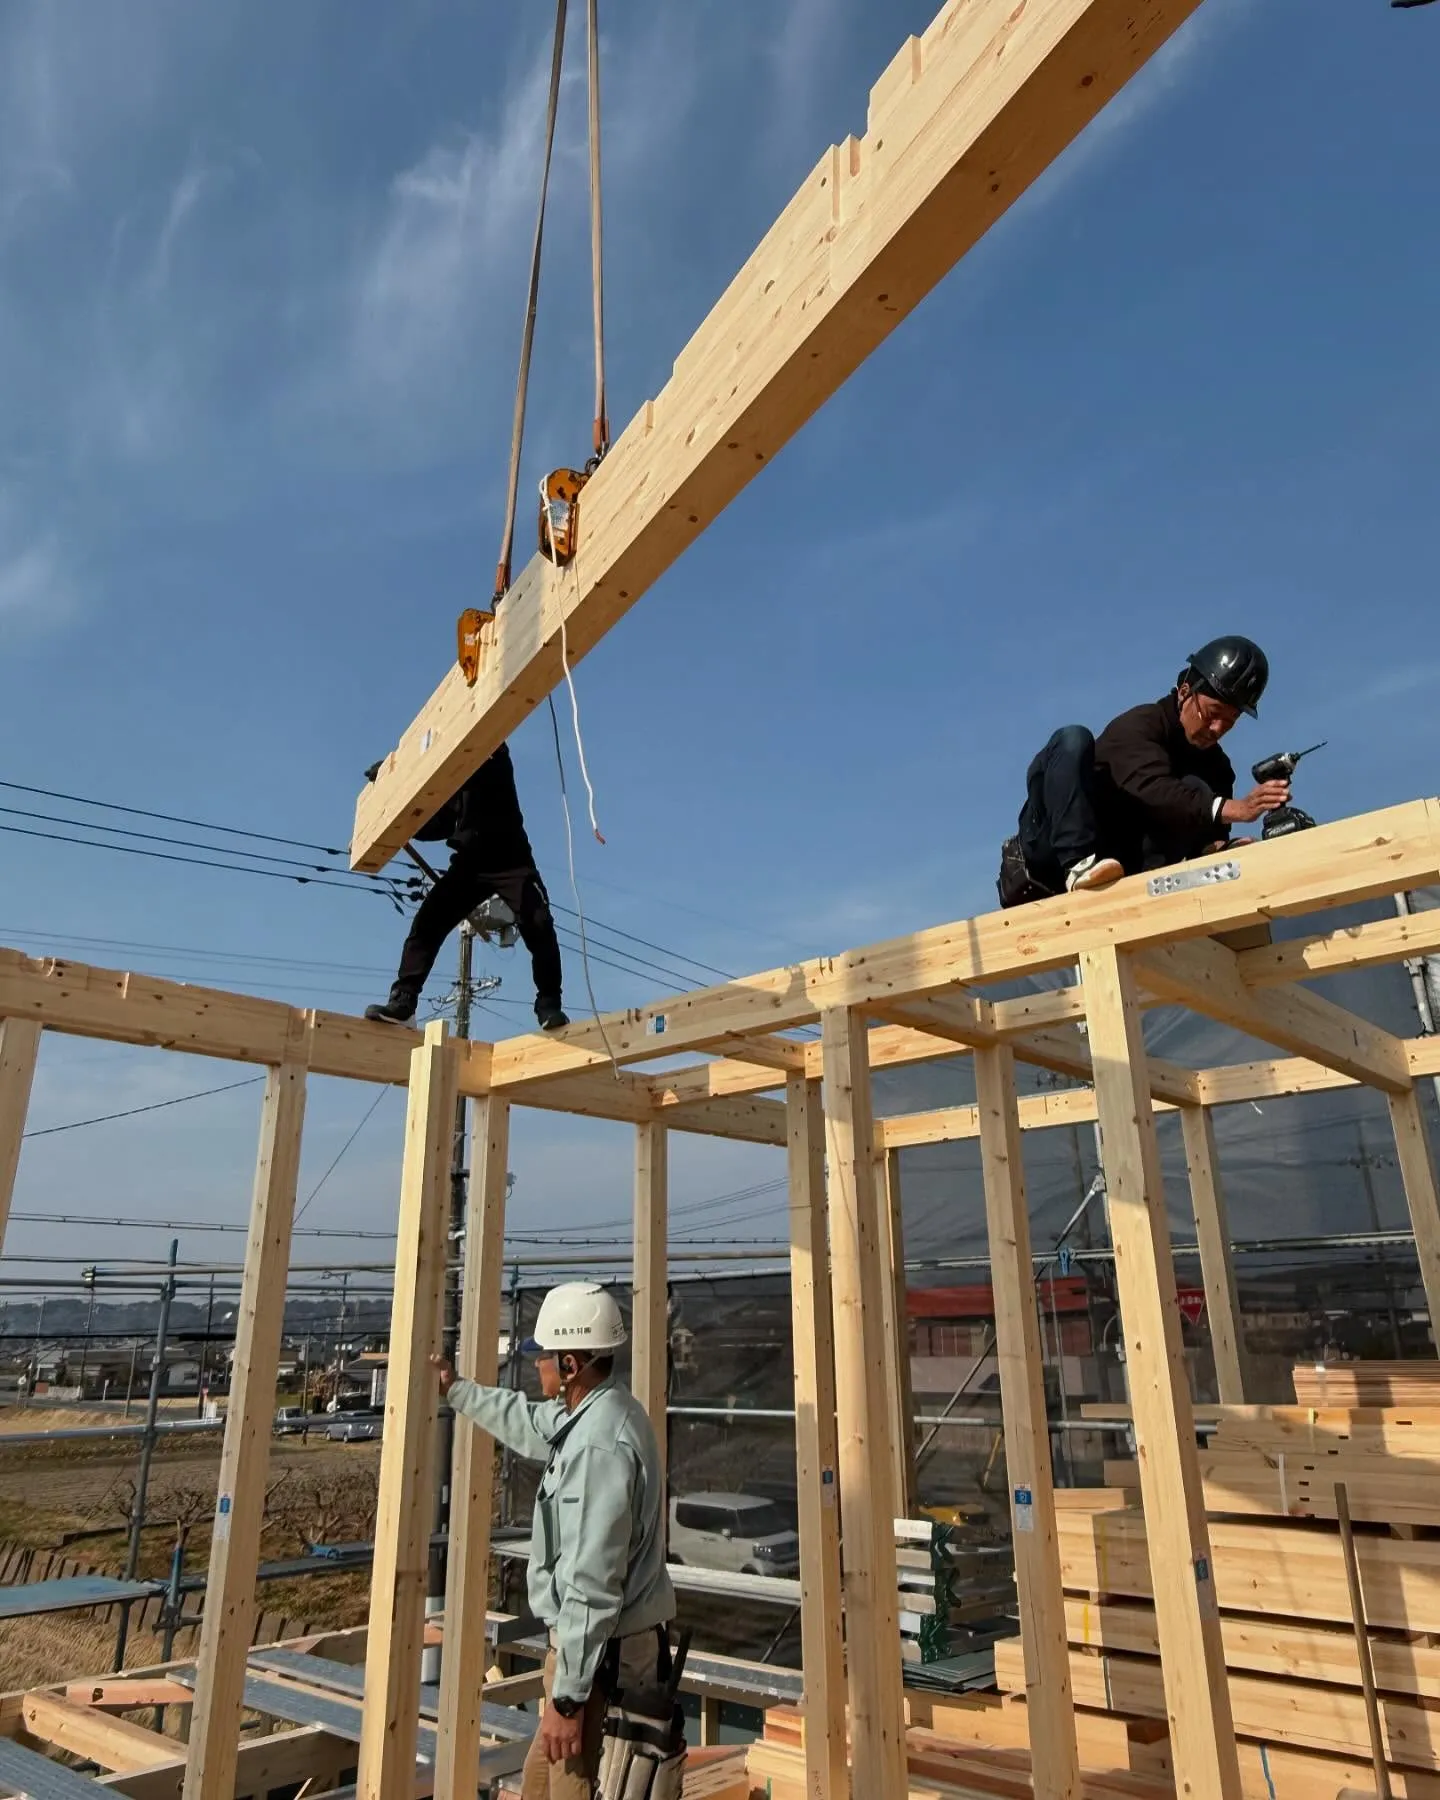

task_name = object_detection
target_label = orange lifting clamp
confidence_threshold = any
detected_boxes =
[539,466,589,564]
[456,604,491,687]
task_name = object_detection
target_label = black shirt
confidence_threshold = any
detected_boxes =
[414,744,536,871]
[1094,693,1236,874]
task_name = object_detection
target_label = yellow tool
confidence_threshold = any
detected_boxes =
[539,466,589,564]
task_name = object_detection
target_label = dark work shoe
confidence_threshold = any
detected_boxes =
[535,998,569,1032]
[365,985,419,1026]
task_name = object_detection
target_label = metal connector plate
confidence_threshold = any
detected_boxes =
[1147,860,1242,897]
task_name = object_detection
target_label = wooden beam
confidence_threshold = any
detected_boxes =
[1138,937,1413,1094]
[1239,908,1440,986]
[972,1044,1080,1799]
[433,1093,510,1800]
[785,1075,847,1800]
[819,1007,907,1798]
[1388,1086,1440,1338]
[875,1143,916,1520]
[104,1727,357,1800]
[1078,945,1241,1799]
[0,1016,39,1257]
[1179,1107,1250,1405]
[184,1051,309,1800]
[350,0,1209,873]
[632,1121,669,1488]
[357,1020,458,1800]
[473,803,1440,1087]
[24,1691,175,1773]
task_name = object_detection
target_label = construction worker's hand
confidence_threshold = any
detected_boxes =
[429,1354,456,1394]
[541,1701,585,1763]
[1222,780,1290,824]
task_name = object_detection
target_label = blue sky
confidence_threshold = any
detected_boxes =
[1,0,1437,1284]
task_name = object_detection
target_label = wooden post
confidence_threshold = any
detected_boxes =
[357,1021,459,1800]
[785,1075,847,1800]
[184,1053,308,1800]
[1079,947,1242,1800]
[1180,1106,1250,1404]
[433,1093,510,1800]
[1387,1086,1440,1336]
[875,1144,917,1519]
[0,1017,40,1255]
[632,1120,669,1487]
[819,1008,907,1799]
[973,1045,1080,1799]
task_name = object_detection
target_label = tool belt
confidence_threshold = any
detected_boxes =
[595,1627,689,1800]
[997,834,1057,909]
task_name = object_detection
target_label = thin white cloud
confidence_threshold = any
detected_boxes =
[0,497,80,631]
[150,162,217,296]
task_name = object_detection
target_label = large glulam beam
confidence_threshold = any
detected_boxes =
[350,0,1207,871]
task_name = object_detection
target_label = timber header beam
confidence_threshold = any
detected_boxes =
[350,0,1207,871]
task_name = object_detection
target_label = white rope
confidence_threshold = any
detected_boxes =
[540,482,616,1075]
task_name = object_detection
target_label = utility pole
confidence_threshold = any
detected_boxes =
[78,1268,98,1399]
[115,1239,179,1669]
[196,1271,215,1418]
[1349,1127,1405,1359]
[123,1337,139,1418]
[28,1294,47,1405]
[426,921,476,1682]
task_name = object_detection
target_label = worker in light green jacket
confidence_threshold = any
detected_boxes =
[432,1281,675,1800]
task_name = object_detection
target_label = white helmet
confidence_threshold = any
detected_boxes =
[525,1281,627,1354]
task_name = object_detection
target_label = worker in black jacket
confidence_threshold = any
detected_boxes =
[998,637,1290,905]
[365,744,568,1030]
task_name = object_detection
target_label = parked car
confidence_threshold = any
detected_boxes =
[324,1407,385,1443]
[273,1407,311,1436]
[668,1492,800,1576]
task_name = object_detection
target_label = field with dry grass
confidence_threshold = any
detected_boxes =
[0,1411,383,1691]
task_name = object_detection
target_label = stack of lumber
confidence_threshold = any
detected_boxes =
[1293,1360,1440,1409]
[745,1702,1175,1799]
[896,1518,1017,1664]
[997,1376,1440,1794]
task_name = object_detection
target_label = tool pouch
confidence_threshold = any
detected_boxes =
[997,835,1055,909]
[595,1694,685,1800]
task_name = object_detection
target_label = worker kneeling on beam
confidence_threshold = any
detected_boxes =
[365,743,568,1031]
[997,636,1288,905]
[433,1281,683,1800]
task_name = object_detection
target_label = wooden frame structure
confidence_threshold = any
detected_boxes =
[5,804,1440,1797]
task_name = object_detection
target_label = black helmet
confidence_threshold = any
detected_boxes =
[1181,636,1269,717]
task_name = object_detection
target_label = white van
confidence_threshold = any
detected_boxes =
[668,1492,800,1577]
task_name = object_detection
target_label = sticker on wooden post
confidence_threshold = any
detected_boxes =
[214,1494,233,1544]
[1013,1485,1034,1533]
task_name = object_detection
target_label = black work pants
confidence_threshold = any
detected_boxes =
[1017,725,1102,891]
[395,861,563,1008]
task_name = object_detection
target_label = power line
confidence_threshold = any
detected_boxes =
[293,1088,393,1226]
[22,1077,266,1140]
[0,778,350,857]
[0,821,409,901]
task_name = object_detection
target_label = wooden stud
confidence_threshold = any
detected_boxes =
[184,1051,309,1800]
[632,1121,669,1487]
[357,1021,459,1800]
[1078,945,1242,1800]
[875,1144,917,1519]
[0,1016,39,1257]
[1180,1107,1250,1404]
[972,1044,1081,1800]
[433,1093,510,1800]
[819,1008,908,1799]
[785,1074,847,1800]
[1388,1086,1440,1337]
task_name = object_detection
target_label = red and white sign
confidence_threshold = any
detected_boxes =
[1176,1286,1207,1327]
